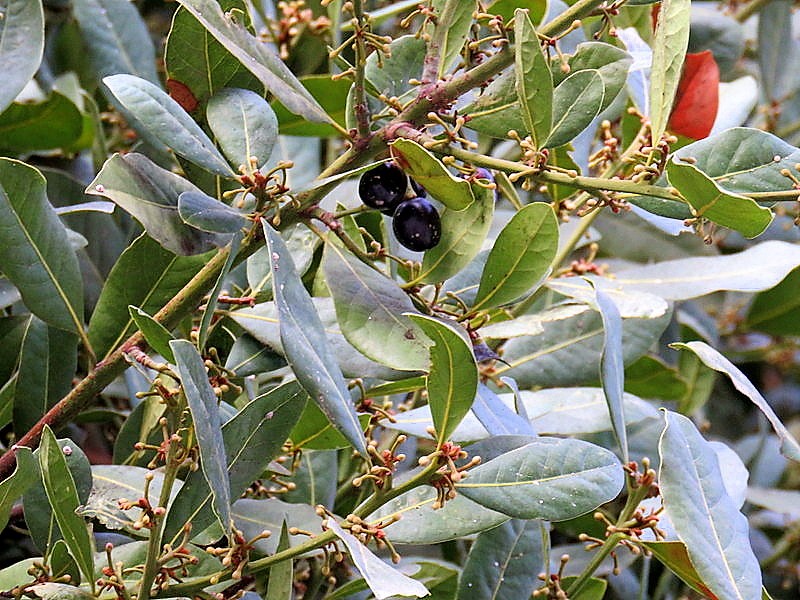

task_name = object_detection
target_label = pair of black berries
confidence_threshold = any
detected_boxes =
[358,163,442,252]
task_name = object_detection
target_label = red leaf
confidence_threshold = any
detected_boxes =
[166,79,199,113]
[668,50,720,140]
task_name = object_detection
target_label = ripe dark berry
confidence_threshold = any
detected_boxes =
[359,163,408,214]
[392,197,441,252]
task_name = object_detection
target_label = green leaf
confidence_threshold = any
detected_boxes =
[562,577,607,600]
[416,183,495,284]
[128,306,175,363]
[72,0,159,83]
[87,153,225,255]
[29,583,95,600]
[88,234,207,359]
[625,355,688,401]
[163,380,307,545]
[495,304,671,388]
[389,139,475,210]
[39,427,94,587]
[428,0,477,77]
[323,242,430,372]
[461,71,523,139]
[176,0,334,125]
[472,203,558,310]
[224,334,286,377]
[266,524,293,600]
[364,34,426,104]
[546,69,604,148]
[13,316,77,437]
[272,75,352,137]
[456,519,545,600]
[178,191,248,234]
[229,298,409,381]
[649,0,691,143]
[207,87,278,169]
[282,450,337,506]
[0,93,83,153]
[170,340,232,533]
[642,541,720,600]
[457,438,623,520]
[326,518,430,599]
[0,159,83,333]
[746,266,800,336]
[79,465,179,535]
[0,447,37,531]
[672,341,800,462]
[372,487,509,544]
[385,386,659,442]
[264,222,367,457]
[490,0,547,25]
[103,74,234,177]
[408,314,478,445]
[591,284,628,463]
[514,8,553,148]
[666,159,773,238]
[197,232,241,352]
[0,0,44,114]
[658,410,762,599]
[165,0,262,108]
[563,42,632,109]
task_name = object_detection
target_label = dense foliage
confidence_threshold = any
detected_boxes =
[2,0,800,598]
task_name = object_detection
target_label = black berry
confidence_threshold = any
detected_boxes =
[359,163,408,214]
[392,197,442,252]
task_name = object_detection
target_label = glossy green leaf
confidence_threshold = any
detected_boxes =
[457,438,623,520]
[0,159,83,333]
[592,284,628,463]
[373,487,509,544]
[72,0,159,83]
[272,75,353,137]
[128,306,175,363]
[165,0,262,108]
[39,427,94,587]
[658,410,762,599]
[178,191,248,234]
[642,541,719,600]
[0,0,44,114]
[264,222,367,457]
[649,0,691,143]
[176,0,333,125]
[473,203,558,310]
[79,465,179,536]
[672,342,800,462]
[0,447,36,531]
[197,232,241,351]
[415,183,495,284]
[389,139,474,210]
[170,340,231,533]
[88,234,207,359]
[546,69,604,148]
[587,241,800,301]
[364,34,426,104]
[163,380,306,545]
[323,242,430,371]
[514,8,553,148]
[746,266,800,336]
[228,298,409,381]
[666,159,772,238]
[223,498,326,555]
[456,519,545,600]
[471,384,536,437]
[385,387,659,442]
[29,583,95,600]
[490,0,547,25]
[0,93,83,153]
[625,355,688,402]
[428,0,476,77]
[13,316,77,438]
[266,523,293,600]
[462,70,524,139]
[495,304,671,388]
[103,74,234,177]
[87,153,224,255]
[207,87,278,169]
[408,314,478,445]
[563,42,632,109]
[326,518,430,599]
[224,334,286,377]
[562,577,607,600]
